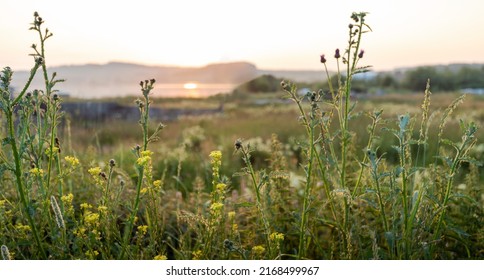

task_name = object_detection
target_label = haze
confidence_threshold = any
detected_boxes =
[2,0,484,72]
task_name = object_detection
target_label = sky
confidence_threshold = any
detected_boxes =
[1,0,484,72]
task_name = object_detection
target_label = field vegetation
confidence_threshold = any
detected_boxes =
[1,12,482,260]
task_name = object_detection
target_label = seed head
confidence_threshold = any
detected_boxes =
[1,245,11,260]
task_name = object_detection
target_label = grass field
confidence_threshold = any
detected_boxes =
[1,12,482,260]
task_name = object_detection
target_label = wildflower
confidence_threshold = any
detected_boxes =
[50,196,65,229]
[269,232,285,242]
[153,180,162,188]
[216,183,227,193]
[320,54,327,63]
[64,156,80,167]
[29,167,44,176]
[154,255,167,260]
[88,167,102,177]
[192,250,203,260]
[358,50,365,58]
[210,202,224,212]
[84,212,100,226]
[137,225,149,235]
[109,159,116,167]
[45,146,59,156]
[80,203,92,210]
[209,150,222,166]
[140,187,148,195]
[85,250,99,259]
[97,205,108,213]
[15,223,31,233]
[252,245,266,257]
[74,226,87,238]
[228,211,236,220]
[137,151,153,166]
[334,48,341,59]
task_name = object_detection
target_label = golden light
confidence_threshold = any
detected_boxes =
[183,83,198,90]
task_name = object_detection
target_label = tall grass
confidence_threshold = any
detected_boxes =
[0,12,482,260]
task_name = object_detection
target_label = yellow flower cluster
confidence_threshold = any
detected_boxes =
[209,150,222,166]
[88,167,104,185]
[252,245,266,257]
[269,232,285,242]
[80,203,92,210]
[192,250,203,260]
[216,183,226,193]
[97,205,108,214]
[210,202,224,212]
[15,223,31,233]
[137,225,149,235]
[153,179,162,188]
[29,167,44,176]
[64,156,80,167]
[84,212,100,226]
[85,250,99,259]
[137,150,154,166]
[88,167,101,176]
[154,255,168,260]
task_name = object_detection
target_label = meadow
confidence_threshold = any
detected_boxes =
[0,12,482,260]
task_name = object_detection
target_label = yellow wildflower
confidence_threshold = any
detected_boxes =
[228,211,236,220]
[140,187,148,195]
[64,156,80,167]
[192,250,203,260]
[209,150,222,166]
[88,167,102,177]
[210,202,224,212]
[137,225,149,235]
[29,167,44,176]
[84,212,100,226]
[216,183,226,192]
[15,223,31,233]
[80,203,92,210]
[252,245,266,257]
[97,205,108,213]
[85,250,99,259]
[154,255,168,260]
[136,156,151,166]
[153,180,162,188]
[141,150,153,157]
[269,232,285,242]
[61,193,74,204]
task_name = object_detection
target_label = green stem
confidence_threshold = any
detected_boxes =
[7,109,46,259]
[298,121,315,259]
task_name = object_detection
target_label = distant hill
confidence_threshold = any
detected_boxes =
[9,61,483,98]
[10,61,260,98]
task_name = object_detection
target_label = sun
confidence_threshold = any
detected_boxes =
[183,83,198,90]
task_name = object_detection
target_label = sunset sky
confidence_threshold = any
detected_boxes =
[2,0,484,71]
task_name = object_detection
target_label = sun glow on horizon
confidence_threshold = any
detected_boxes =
[183,83,198,90]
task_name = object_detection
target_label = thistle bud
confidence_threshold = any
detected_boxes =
[234,139,242,150]
[320,54,327,63]
[334,49,341,59]
[109,159,116,167]
[358,50,365,58]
